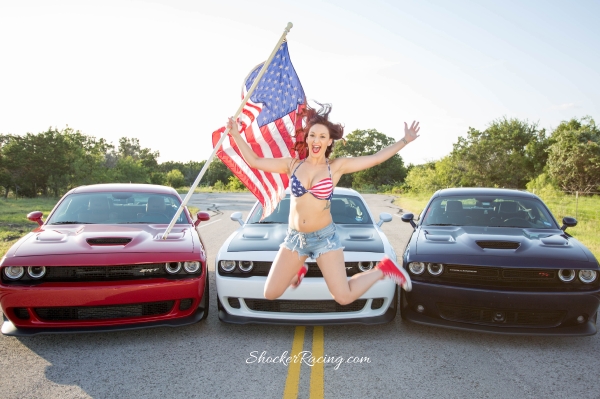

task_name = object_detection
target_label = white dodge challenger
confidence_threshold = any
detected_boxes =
[216,187,400,325]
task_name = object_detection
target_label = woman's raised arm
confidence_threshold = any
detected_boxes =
[226,117,292,174]
[335,121,420,175]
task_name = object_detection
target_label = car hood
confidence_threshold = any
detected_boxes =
[12,224,195,257]
[227,224,384,253]
[415,226,590,261]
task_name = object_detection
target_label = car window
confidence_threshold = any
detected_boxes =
[46,192,190,224]
[247,194,373,225]
[422,195,558,228]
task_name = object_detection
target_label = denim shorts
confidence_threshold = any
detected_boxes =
[280,222,345,259]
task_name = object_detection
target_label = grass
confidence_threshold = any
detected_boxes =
[0,197,58,257]
[392,191,600,260]
[0,198,202,257]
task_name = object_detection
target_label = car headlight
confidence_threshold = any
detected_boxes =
[239,261,253,272]
[408,262,425,275]
[3,266,24,280]
[558,269,575,282]
[358,261,374,272]
[27,266,46,279]
[578,270,597,284]
[165,262,182,274]
[183,261,201,273]
[427,263,444,276]
[220,260,236,273]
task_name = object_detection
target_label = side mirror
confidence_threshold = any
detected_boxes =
[194,211,211,227]
[561,216,577,231]
[401,213,416,229]
[230,211,244,226]
[27,211,44,226]
[377,212,393,227]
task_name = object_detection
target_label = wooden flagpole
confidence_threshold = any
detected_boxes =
[161,22,294,239]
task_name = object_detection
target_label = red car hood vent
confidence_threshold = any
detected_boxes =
[476,241,520,249]
[87,238,132,246]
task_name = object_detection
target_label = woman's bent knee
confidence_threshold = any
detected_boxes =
[264,286,284,301]
[333,294,354,306]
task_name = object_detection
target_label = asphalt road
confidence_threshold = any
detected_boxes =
[1,193,599,399]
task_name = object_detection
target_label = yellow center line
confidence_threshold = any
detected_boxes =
[283,326,305,399]
[309,326,324,399]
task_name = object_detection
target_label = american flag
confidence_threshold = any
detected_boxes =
[212,42,306,218]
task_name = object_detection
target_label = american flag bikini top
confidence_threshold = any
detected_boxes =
[290,160,334,200]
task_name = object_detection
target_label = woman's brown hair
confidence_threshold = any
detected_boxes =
[294,102,344,158]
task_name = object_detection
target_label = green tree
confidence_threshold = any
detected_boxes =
[166,169,185,188]
[450,117,547,188]
[205,159,233,186]
[547,116,600,193]
[331,129,407,189]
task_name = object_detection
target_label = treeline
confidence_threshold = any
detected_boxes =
[0,128,236,198]
[404,116,600,194]
[1,116,598,198]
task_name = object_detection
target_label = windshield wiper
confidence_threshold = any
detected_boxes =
[256,221,283,224]
[426,223,455,226]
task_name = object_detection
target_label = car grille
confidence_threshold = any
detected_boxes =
[411,264,598,290]
[34,301,175,321]
[2,263,201,284]
[243,299,367,313]
[219,262,365,277]
[437,303,566,327]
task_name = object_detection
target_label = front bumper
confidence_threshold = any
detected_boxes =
[216,274,397,325]
[403,281,600,336]
[0,277,206,335]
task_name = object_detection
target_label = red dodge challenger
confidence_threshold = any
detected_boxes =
[0,183,210,336]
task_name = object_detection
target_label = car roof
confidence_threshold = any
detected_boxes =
[67,183,179,195]
[434,187,536,198]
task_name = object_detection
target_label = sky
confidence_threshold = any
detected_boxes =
[1,0,599,167]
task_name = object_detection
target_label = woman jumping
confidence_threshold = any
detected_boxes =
[226,104,420,305]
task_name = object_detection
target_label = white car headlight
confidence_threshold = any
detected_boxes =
[27,266,46,279]
[239,261,253,272]
[558,269,575,282]
[165,262,182,274]
[183,261,201,273]
[578,270,597,284]
[220,260,236,273]
[4,266,24,280]
[427,263,444,276]
[408,262,425,275]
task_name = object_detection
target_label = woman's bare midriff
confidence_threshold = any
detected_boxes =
[288,194,333,233]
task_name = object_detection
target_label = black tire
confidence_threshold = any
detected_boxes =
[200,272,209,321]
[399,288,408,321]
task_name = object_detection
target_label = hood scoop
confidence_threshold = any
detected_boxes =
[425,234,455,242]
[540,236,569,246]
[86,237,132,246]
[476,241,520,249]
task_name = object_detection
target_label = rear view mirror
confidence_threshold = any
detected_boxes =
[377,212,393,227]
[561,217,577,231]
[231,212,244,226]
[401,213,416,229]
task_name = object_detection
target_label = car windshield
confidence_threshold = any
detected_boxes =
[421,195,558,229]
[247,194,373,225]
[46,192,189,225]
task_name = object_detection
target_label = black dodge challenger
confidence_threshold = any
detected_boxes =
[400,188,600,336]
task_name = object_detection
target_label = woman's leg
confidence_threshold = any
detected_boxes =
[264,247,308,300]
[317,249,384,305]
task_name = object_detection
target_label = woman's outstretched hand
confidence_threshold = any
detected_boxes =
[404,121,420,143]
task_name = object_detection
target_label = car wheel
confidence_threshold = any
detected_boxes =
[200,272,209,321]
